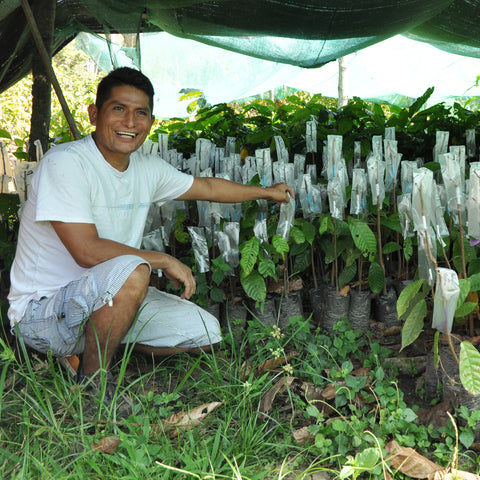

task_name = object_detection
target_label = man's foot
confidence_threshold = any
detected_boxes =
[77,370,134,419]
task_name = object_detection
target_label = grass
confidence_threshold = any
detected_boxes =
[0,312,479,480]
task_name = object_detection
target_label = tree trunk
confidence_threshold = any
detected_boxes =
[29,0,56,161]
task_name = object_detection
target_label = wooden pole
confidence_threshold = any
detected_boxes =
[19,0,81,141]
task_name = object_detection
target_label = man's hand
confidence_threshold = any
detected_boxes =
[265,182,295,205]
[162,256,196,299]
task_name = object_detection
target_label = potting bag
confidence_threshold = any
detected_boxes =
[432,267,460,334]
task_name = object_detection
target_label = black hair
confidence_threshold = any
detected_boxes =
[95,67,155,112]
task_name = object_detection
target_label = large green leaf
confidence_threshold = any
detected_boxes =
[368,262,385,295]
[338,263,357,288]
[258,258,276,279]
[397,279,424,318]
[293,248,311,274]
[382,241,401,254]
[290,226,306,244]
[240,270,266,302]
[240,237,259,274]
[457,278,471,307]
[455,302,477,318]
[460,341,480,395]
[302,221,317,245]
[0,129,11,139]
[348,217,377,259]
[272,234,289,259]
[401,299,427,351]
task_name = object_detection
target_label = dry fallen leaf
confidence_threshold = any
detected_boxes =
[259,376,296,413]
[91,436,121,454]
[159,401,223,438]
[386,440,444,478]
[416,401,452,429]
[293,425,314,445]
[430,469,480,480]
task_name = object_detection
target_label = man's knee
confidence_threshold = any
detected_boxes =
[119,263,150,304]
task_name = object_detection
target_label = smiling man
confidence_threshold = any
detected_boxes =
[8,67,293,418]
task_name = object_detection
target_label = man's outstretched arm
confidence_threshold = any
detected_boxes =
[176,177,294,205]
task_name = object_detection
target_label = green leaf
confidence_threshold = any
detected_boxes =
[460,341,480,395]
[469,272,480,291]
[290,226,306,244]
[240,237,259,274]
[210,287,224,303]
[403,237,413,262]
[293,249,311,274]
[272,234,289,259]
[338,263,357,288]
[240,270,266,302]
[382,241,401,254]
[457,278,471,307]
[455,302,477,318]
[397,279,424,318]
[302,221,317,245]
[348,217,377,259]
[401,299,427,350]
[258,258,276,279]
[319,215,332,235]
[0,129,11,139]
[368,262,385,295]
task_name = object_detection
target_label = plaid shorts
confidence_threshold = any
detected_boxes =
[14,255,221,357]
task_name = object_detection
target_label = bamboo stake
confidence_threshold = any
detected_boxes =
[19,0,81,141]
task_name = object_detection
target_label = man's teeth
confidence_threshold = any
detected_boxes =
[117,131,136,138]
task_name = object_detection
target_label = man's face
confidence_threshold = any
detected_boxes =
[88,84,155,167]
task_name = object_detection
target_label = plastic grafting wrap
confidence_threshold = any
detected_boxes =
[450,145,466,186]
[432,267,460,334]
[213,147,225,174]
[255,148,273,187]
[196,138,213,171]
[432,180,449,244]
[157,133,169,160]
[434,131,449,163]
[467,167,480,240]
[397,194,414,238]
[466,129,476,159]
[385,127,396,141]
[293,154,306,182]
[216,222,240,273]
[306,120,317,154]
[350,168,367,215]
[167,149,182,170]
[159,202,179,244]
[439,152,465,225]
[367,154,385,207]
[188,155,200,177]
[306,164,317,184]
[401,160,418,194]
[412,167,434,234]
[299,174,317,219]
[417,227,437,286]
[273,162,294,188]
[274,136,289,163]
[326,135,342,181]
[140,139,157,155]
[372,135,383,161]
[384,139,401,193]
[327,177,344,220]
[187,226,210,273]
[254,218,268,243]
[225,137,236,157]
[353,141,362,169]
[242,158,257,184]
[142,227,166,277]
[276,195,296,241]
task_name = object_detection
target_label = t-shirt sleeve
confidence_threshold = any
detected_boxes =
[34,151,94,224]
[148,157,194,204]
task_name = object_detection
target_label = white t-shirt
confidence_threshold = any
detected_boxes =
[8,134,194,326]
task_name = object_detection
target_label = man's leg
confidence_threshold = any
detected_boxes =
[81,263,150,375]
[121,287,222,355]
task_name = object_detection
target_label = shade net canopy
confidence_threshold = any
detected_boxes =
[1,0,480,97]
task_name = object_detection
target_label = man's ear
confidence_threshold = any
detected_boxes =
[87,104,98,126]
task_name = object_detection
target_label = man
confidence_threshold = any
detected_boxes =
[8,67,293,416]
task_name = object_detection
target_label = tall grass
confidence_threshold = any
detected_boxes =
[0,313,478,479]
